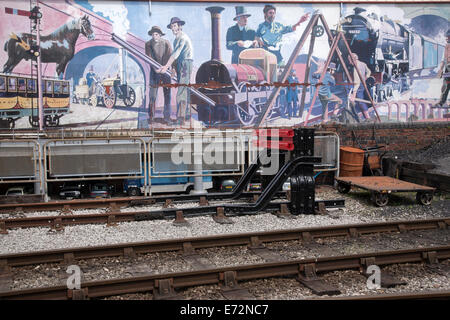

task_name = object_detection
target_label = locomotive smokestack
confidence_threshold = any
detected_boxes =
[206,6,224,61]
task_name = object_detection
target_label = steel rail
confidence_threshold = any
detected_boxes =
[317,290,450,300]
[0,199,345,231]
[1,245,449,300]
[0,191,280,213]
[1,217,448,268]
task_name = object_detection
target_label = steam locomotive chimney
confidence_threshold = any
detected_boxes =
[206,6,224,61]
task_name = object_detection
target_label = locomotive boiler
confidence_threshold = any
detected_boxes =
[339,7,446,101]
[191,6,281,126]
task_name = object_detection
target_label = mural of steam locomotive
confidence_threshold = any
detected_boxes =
[338,7,446,101]
[0,73,69,128]
[193,48,282,126]
[73,74,136,108]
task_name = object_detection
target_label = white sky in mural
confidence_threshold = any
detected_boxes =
[88,0,130,38]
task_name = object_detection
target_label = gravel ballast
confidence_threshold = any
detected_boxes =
[1,188,449,254]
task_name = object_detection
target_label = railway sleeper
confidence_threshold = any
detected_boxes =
[0,221,7,234]
[297,263,341,296]
[68,288,88,300]
[51,218,64,232]
[123,247,136,260]
[107,214,118,227]
[272,203,295,219]
[248,236,284,262]
[213,207,233,224]
[220,271,255,300]
[361,257,407,288]
[153,278,180,300]
[199,196,209,206]
[173,210,189,227]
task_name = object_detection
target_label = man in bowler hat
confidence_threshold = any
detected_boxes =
[226,6,257,64]
[145,26,173,124]
[158,17,193,126]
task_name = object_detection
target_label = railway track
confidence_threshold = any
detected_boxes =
[1,217,447,269]
[1,244,448,300]
[0,199,344,232]
[0,192,270,214]
[319,290,450,300]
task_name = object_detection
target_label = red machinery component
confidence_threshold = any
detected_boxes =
[252,128,295,151]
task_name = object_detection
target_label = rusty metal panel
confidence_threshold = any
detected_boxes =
[48,141,142,177]
[0,144,36,179]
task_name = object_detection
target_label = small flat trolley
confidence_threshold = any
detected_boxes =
[335,176,435,207]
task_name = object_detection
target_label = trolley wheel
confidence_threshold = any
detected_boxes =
[102,87,116,109]
[416,192,433,206]
[89,94,98,106]
[336,182,351,194]
[29,116,39,128]
[372,192,389,207]
[372,169,382,176]
[123,86,136,107]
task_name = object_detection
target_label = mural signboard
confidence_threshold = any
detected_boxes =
[0,1,448,130]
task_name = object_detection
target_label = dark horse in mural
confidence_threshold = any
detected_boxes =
[3,15,95,76]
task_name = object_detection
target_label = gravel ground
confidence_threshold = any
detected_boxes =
[6,228,449,291]
[1,187,449,254]
[393,136,450,176]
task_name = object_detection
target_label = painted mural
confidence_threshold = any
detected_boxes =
[0,1,448,130]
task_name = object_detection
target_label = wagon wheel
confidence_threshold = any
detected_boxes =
[50,116,60,127]
[44,115,52,127]
[372,192,389,207]
[7,118,15,129]
[102,86,116,109]
[123,86,136,107]
[89,94,98,106]
[29,116,39,128]
[416,192,433,206]
[236,102,256,126]
[336,182,351,194]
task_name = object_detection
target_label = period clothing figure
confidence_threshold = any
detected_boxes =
[226,6,257,64]
[158,17,194,126]
[145,26,172,123]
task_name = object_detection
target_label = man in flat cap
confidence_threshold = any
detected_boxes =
[255,4,309,65]
[145,26,172,124]
[226,6,257,64]
[158,17,193,126]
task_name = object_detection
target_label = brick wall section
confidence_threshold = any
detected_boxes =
[317,122,449,152]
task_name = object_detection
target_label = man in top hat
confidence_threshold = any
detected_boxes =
[255,4,309,65]
[434,29,450,109]
[312,62,343,123]
[145,26,173,124]
[158,17,193,126]
[226,6,257,64]
[85,65,97,96]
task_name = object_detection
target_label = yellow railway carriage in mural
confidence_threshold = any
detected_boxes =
[0,73,69,128]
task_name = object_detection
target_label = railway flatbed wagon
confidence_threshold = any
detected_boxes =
[335,176,435,207]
